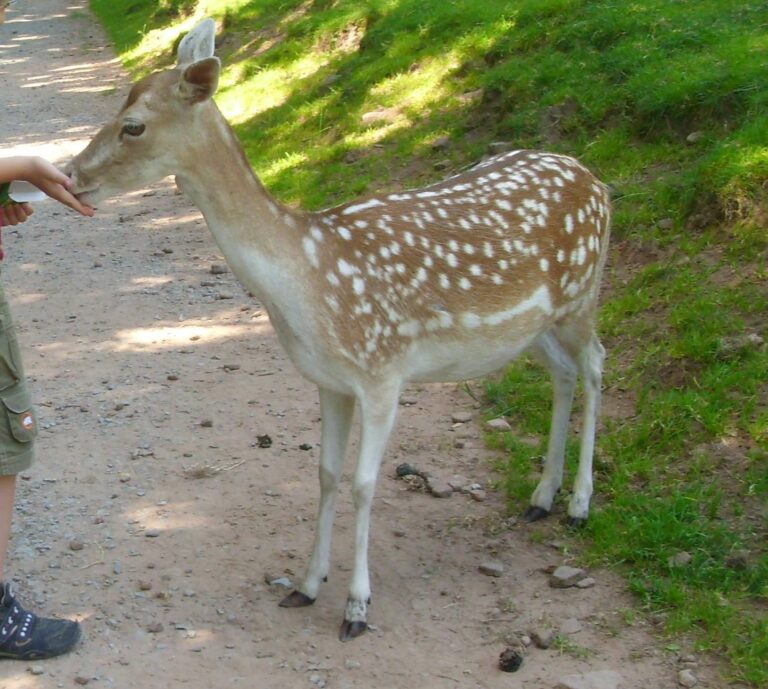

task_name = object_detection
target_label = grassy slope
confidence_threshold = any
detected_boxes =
[89,0,767,684]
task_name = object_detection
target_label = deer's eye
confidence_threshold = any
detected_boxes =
[122,121,146,137]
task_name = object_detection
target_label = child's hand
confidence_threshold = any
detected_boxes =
[21,157,94,216]
[0,202,33,227]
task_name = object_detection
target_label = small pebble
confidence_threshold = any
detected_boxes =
[530,628,554,649]
[210,263,229,274]
[678,669,698,687]
[147,622,163,634]
[498,647,523,672]
[550,565,587,588]
[200,419,214,428]
[668,551,692,568]
[478,561,504,578]
[426,476,453,498]
[69,540,84,551]
[485,417,512,431]
[560,617,582,635]
[451,411,472,424]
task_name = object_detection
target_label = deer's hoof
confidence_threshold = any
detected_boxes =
[565,516,587,530]
[278,590,316,608]
[523,505,550,522]
[339,619,368,642]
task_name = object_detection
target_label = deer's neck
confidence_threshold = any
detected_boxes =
[174,105,310,304]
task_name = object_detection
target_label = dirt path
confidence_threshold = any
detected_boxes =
[0,3,719,688]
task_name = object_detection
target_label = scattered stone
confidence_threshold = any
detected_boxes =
[395,462,422,478]
[478,561,504,578]
[718,332,764,359]
[575,576,596,589]
[560,617,582,635]
[426,475,453,498]
[74,677,90,686]
[668,551,692,568]
[434,159,451,171]
[520,634,532,647]
[451,411,473,424]
[485,417,512,432]
[657,217,674,230]
[685,131,703,144]
[309,674,327,689]
[468,487,487,502]
[498,647,524,672]
[210,262,229,274]
[222,363,241,371]
[138,580,153,591]
[344,658,361,670]
[725,550,750,570]
[256,434,272,448]
[447,474,468,491]
[530,628,555,649]
[28,665,44,675]
[68,540,84,551]
[488,141,514,155]
[554,670,624,689]
[200,419,214,428]
[549,565,588,588]
[430,135,451,151]
[678,669,698,687]
[299,443,313,451]
[216,291,235,300]
[147,622,163,634]
[266,575,293,589]
[145,529,161,538]
[118,472,131,483]
[399,395,418,406]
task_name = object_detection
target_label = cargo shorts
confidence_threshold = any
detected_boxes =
[0,280,37,476]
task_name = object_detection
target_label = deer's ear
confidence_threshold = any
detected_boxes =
[176,18,216,67]
[179,57,221,103]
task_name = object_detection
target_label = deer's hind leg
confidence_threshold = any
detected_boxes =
[567,330,605,527]
[524,330,579,521]
[524,322,605,526]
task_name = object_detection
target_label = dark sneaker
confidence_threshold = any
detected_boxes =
[0,582,81,660]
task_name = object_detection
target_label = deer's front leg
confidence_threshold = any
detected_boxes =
[339,388,399,641]
[281,388,355,608]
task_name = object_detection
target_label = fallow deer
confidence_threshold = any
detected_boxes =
[68,19,611,640]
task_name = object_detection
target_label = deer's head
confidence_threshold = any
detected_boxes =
[68,19,221,205]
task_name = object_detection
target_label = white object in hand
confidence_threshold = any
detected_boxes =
[8,181,46,203]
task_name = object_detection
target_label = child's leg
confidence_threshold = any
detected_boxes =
[0,473,15,580]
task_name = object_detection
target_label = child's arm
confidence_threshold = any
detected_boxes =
[0,156,94,216]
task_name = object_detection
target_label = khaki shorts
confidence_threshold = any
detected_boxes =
[0,281,37,476]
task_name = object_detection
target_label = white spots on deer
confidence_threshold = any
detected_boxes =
[302,236,319,268]
[342,198,385,215]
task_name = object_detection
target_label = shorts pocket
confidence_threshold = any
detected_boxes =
[1,385,37,444]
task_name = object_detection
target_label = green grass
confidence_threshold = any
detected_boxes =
[88,0,768,684]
